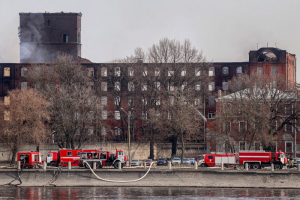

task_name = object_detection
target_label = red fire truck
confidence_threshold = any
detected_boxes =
[17,151,43,168]
[46,149,127,168]
[46,149,81,167]
[198,150,287,169]
[78,149,127,169]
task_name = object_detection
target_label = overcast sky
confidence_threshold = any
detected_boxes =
[1,0,300,81]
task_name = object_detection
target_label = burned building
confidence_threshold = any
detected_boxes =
[19,12,82,63]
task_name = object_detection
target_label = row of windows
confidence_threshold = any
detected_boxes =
[209,66,243,77]
[29,33,81,43]
[224,121,294,133]
[257,66,278,76]
[2,67,27,77]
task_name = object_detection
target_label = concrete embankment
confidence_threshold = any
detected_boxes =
[0,168,300,188]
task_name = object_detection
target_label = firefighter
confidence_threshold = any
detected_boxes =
[288,158,294,168]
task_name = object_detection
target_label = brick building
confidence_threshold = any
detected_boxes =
[19,12,82,63]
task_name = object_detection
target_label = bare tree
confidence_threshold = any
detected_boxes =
[0,89,50,165]
[215,74,299,154]
[28,52,101,149]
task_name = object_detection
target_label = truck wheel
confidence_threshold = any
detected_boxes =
[114,161,120,169]
[200,163,207,167]
[252,163,260,169]
[274,164,281,169]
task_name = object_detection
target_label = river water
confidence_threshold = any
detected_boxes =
[1,187,300,199]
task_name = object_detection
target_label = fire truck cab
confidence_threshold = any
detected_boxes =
[17,151,43,168]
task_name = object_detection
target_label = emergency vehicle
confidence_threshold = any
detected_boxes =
[17,151,43,168]
[78,149,127,169]
[46,149,81,167]
[198,150,287,169]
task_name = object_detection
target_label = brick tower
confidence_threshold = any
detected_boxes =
[19,12,82,63]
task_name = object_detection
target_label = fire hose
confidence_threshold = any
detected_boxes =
[5,160,25,186]
[83,161,154,183]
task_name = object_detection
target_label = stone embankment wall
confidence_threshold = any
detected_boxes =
[1,169,300,188]
[0,142,204,162]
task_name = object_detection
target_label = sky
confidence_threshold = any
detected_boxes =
[1,0,300,81]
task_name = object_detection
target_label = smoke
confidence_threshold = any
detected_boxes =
[0,56,3,63]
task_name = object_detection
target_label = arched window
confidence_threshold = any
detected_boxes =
[63,34,68,43]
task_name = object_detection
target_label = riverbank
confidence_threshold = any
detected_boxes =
[1,168,300,188]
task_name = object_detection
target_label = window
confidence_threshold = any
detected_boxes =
[239,121,247,133]
[63,34,68,43]
[88,82,94,91]
[101,82,107,91]
[88,68,94,77]
[155,97,160,106]
[223,103,232,113]
[257,67,263,75]
[31,34,34,42]
[154,82,161,90]
[254,142,261,151]
[114,96,120,105]
[4,96,10,106]
[181,70,186,76]
[47,20,50,26]
[195,82,201,91]
[101,110,107,120]
[155,69,160,76]
[115,67,121,76]
[101,96,107,106]
[209,67,215,76]
[101,127,107,136]
[168,111,172,120]
[4,67,10,77]
[4,111,10,121]
[128,97,132,106]
[143,67,147,76]
[239,141,245,151]
[168,70,174,76]
[236,66,242,74]
[285,104,293,115]
[78,32,81,43]
[115,127,121,136]
[115,111,121,120]
[208,82,215,91]
[169,96,174,105]
[208,111,215,119]
[271,66,277,76]
[286,142,293,153]
[168,82,174,91]
[141,83,147,91]
[115,82,121,91]
[21,68,27,77]
[128,82,134,91]
[195,98,201,106]
[195,68,201,76]
[224,121,231,132]
[285,123,293,133]
[128,67,134,76]
[34,83,41,91]
[21,82,27,90]
[208,96,215,106]
[182,82,187,90]
[87,127,94,135]
[142,111,147,119]
[141,98,147,105]
[101,67,107,77]
[222,82,228,91]
[222,67,229,76]
[208,156,213,159]
[67,152,72,156]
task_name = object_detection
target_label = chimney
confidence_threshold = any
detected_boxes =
[218,90,222,98]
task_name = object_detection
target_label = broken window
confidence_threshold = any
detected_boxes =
[128,67,134,76]
[222,67,229,76]
[143,67,147,76]
[88,68,94,77]
[209,67,215,76]
[142,111,147,119]
[257,67,263,75]
[208,82,215,91]
[115,82,121,91]
[181,70,186,76]
[195,68,201,76]
[182,81,187,90]
[168,70,174,76]
[114,96,120,105]
[101,96,107,106]
[154,82,161,90]
[101,67,107,77]
[115,67,121,76]
[195,82,201,91]
[141,98,147,105]
[128,82,134,91]
[208,111,215,119]
[155,69,160,76]
[141,83,147,91]
[222,82,228,91]
[63,34,68,43]
[115,127,121,136]
[195,98,201,106]
[21,67,27,77]
[271,66,278,76]
[236,66,242,74]
[168,82,174,91]
[21,82,27,90]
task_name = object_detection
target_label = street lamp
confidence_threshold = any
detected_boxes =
[193,107,207,153]
[121,107,132,167]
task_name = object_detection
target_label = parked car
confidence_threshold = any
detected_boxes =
[188,158,196,165]
[157,158,168,166]
[144,159,153,166]
[171,157,181,165]
[182,158,191,165]
[131,159,140,166]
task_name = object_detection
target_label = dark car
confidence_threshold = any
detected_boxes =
[157,158,168,166]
